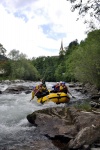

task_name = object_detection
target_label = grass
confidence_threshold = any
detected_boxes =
[74,102,92,111]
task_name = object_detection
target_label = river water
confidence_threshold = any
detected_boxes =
[0,81,88,150]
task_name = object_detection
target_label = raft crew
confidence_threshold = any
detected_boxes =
[40,78,47,88]
[35,84,49,98]
[31,83,49,100]
[50,81,72,95]
[50,82,60,93]
[31,81,72,101]
[59,82,73,96]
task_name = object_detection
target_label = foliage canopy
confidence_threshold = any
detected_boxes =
[0,29,100,89]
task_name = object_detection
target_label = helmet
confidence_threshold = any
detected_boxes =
[60,81,62,84]
[62,82,65,85]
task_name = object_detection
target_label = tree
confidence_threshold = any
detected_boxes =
[55,63,66,81]
[67,0,100,30]
[0,44,6,56]
[67,29,100,88]
[8,49,20,60]
[65,39,79,56]
[31,56,59,81]
[8,49,27,60]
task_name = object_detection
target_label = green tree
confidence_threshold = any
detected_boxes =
[55,63,66,81]
[67,0,100,30]
[66,29,100,88]
[7,49,40,80]
[8,49,27,60]
[31,56,59,81]
[0,44,6,56]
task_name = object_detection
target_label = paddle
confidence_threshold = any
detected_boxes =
[72,95,76,98]
[30,88,40,101]
[30,91,35,101]
[30,85,44,101]
[68,92,75,98]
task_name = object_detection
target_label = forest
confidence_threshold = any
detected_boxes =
[0,29,100,89]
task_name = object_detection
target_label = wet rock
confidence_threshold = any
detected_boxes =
[91,94,100,100]
[90,101,100,108]
[1,79,25,84]
[0,90,2,94]
[69,84,76,88]
[74,87,83,92]
[25,90,31,94]
[2,80,11,84]
[3,85,32,94]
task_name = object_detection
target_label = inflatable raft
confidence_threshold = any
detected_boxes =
[37,92,70,104]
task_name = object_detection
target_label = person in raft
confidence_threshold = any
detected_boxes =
[31,83,49,100]
[40,78,47,89]
[35,83,49,98]
[50,82,60,93]
[59,82,72,96]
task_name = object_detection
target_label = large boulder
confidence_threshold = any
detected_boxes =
[27,107,100,149]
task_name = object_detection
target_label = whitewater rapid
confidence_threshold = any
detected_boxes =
[0,82,87,150]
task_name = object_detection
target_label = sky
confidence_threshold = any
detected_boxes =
[0,0,87,59]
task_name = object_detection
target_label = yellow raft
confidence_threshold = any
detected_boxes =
[37,92,70,104]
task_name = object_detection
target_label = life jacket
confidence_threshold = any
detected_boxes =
[35,84,47,93]
[59,85,68,94]
[52,84,59,91]
[34,85,39,92]
[59,85,63,92]
[31,85,39,99]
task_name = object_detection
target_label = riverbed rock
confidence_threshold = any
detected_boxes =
[27,106,100,149]
[3,85,32,94]
[91,94,100,100]
[0,90,2,94]
[90,101,100,108]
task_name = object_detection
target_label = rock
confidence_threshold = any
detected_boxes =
[0,91,2,94]
[91,94,100,100]
[2,80,11,84]
[68,84,76,88]
[27,107,78,138]
[83,145,90,150]
[90,101,100,108]
[68,125,100,149]
[91,148,100,150]
[3,85,32,94]
[74,87,83,92]
[83,83,98,96]
[25,90,31,94]
[27,107,100,149]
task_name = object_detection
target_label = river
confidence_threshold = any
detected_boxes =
[0,81,88,150]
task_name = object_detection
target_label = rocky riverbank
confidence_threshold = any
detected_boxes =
[26,82,99,149]
[27,106,100,150]
[0,80,100,149]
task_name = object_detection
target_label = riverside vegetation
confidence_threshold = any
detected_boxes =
[0,29,100,90]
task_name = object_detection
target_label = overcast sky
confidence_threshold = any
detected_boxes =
[0,0,87,59]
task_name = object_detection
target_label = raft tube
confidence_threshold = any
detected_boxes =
[37,92,70,104]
